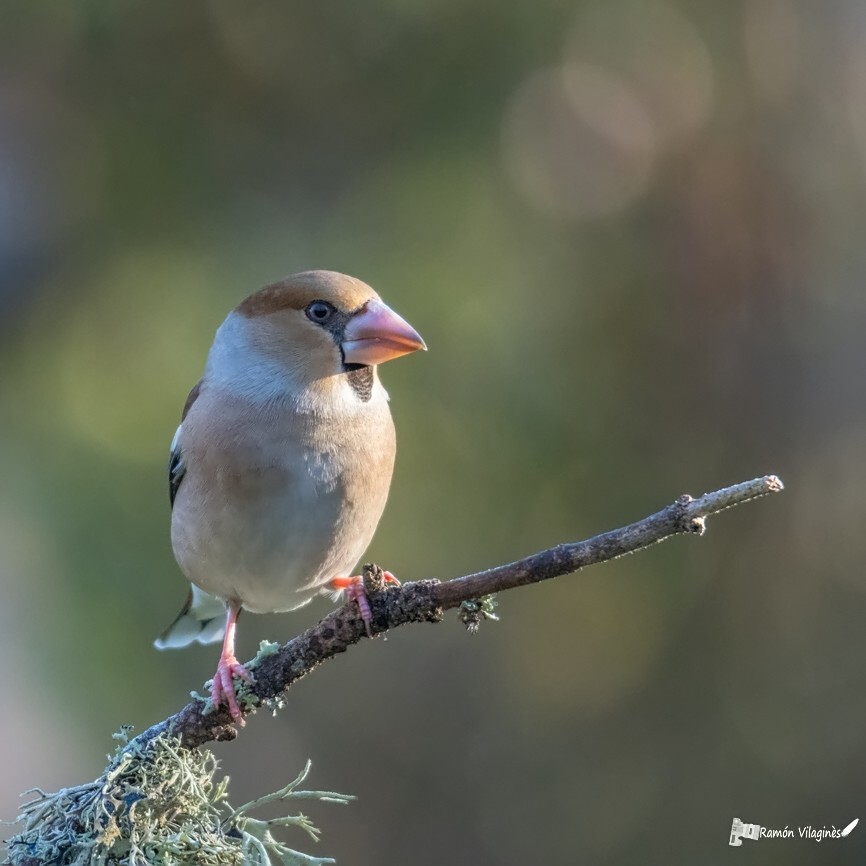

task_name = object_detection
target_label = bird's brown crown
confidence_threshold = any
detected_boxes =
[236,270,380,318]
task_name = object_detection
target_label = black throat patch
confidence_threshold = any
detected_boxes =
[345,365,374,402]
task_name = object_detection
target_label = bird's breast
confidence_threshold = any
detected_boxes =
[171,389,396,614]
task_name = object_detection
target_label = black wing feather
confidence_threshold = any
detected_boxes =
[169,441,185,508]
[169,381,202,509]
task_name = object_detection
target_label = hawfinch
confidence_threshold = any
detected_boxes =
[155,270,426,720]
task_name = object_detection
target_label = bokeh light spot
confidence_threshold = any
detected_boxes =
[502,63,656,219]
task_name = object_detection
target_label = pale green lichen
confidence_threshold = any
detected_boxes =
[235,681,260,715]
[263,693,289,717]
[248,641,288,716]
[250,640,281,666]
[3,729,353,866]
[457,595,500,633]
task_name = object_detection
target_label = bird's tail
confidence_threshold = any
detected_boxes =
[154,585,226,649]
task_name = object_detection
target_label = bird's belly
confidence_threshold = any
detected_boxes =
[171,462,373,614]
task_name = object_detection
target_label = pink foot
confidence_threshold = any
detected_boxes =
[211,653,252,722]
[330,571,401,637]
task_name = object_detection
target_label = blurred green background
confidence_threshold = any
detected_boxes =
[1,1,865,863]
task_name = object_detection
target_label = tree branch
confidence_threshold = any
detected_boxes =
[131,474,783,754]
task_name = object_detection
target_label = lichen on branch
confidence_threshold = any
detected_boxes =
[3,729,352,866]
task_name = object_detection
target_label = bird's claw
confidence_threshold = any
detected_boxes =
[210,654,252,722]
[330,570,400,637]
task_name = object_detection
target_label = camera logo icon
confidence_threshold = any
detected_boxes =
[729,818,762,846]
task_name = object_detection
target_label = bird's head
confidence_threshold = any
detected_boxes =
[207,270,426,399]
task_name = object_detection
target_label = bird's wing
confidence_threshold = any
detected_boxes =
[168,425,185,508]
[169,380,202,508]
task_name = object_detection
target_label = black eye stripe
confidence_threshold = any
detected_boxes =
[304,301,354,346]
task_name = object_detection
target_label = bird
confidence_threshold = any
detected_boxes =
[154,269,426,720]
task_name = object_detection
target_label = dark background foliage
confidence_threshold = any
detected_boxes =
[2,2,865,863]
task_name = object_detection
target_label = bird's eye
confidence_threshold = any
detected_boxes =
[305,300,336,324]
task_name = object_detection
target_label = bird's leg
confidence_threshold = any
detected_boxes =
[210,601,252,722]
[330,571,401,637]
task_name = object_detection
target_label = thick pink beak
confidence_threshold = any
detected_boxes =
[342,299,426,366]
